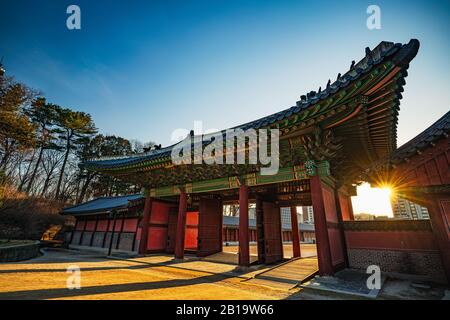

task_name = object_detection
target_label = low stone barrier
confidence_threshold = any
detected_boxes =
[343,220,446,283]
[0,241,40,262]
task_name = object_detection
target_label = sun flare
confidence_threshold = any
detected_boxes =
[351,183,394,217]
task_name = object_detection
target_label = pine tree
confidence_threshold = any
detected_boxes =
[22,98,61,193]
[54,108,97,200]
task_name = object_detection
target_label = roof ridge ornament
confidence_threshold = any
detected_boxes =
[365,47,374,64]
[307,91,316,99]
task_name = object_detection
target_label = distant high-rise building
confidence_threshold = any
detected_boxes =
[391,196,429,220]
[354,213,377,221]
[222,203,257,220]
[226,205,314,225]
[300,206,314,224]
[280,207,301,226]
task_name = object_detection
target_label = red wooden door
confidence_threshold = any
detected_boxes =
[198,198,223,257]
[147,202,168,251]
[184,211,199,251]
[146,201,176,252]
[263,201,283,264]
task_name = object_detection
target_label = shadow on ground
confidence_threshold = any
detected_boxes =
[0,273,227,300]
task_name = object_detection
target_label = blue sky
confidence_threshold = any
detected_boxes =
[1,0,449,146]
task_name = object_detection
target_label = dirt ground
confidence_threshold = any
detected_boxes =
[1,246,443,300]
[0,247,316,300]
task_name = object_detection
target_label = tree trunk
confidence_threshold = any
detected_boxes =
[25,147,44,194]
[40,174,51,198]
[0,140,15,170]
[77,172,95,204]
[18,149,36,191]
[0,151,10,170]
[108,178,114,197]
[55,131,72,199]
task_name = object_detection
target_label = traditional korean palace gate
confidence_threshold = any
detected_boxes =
[83,40,421,276]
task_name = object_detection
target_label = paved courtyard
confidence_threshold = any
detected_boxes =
[1,246,445,300]
[0,246,316,300]
[222,243,317,259]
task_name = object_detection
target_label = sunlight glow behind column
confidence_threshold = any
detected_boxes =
[351,182,393,217]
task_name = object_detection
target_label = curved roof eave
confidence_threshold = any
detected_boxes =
[84,39,420,172]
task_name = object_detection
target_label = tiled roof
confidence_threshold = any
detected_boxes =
[62,194,143,215]
[84,39,420,171]
[390,110,450,164]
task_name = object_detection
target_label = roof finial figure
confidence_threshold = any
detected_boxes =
[326,79,331,89]
[365,47,373,64]
[350,60,355,70]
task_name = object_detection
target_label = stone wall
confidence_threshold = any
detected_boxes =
[347,248,446,283]
[0,241,40,262]
[68,230,138,253]
[343,220,446,283]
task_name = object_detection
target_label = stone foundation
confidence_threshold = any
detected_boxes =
[117,233,135,251]
[348,248,446,283]
[91,232,105,247]
[69,230,137,253]
[0,241,40,262]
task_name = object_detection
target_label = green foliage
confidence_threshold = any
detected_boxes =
[56,108,97,138]
[27,97,61,149]
[0,74,37,167]
[54,108,98,199]
[0,67,152,240]
[78,134,132,160]
[76,134,139,202]
[0,67,148,204]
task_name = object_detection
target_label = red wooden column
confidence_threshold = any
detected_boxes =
[138,196,153,254]
[348,197,355,221]
[175,189,188,259]
[310,175,334,276]
[239,183,250,267]
[334,189,350,267]
[425,195,450,283]
[290,206,301,258]
[255,195,265,264]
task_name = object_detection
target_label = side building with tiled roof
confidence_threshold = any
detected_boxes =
[62,196,316,253]
[366,110,450,282]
